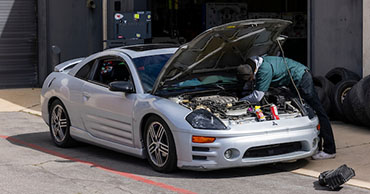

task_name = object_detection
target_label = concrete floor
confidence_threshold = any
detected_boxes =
[0,88,369,189]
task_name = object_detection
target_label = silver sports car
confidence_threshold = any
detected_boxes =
[41,19,319,172]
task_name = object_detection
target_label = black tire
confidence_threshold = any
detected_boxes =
[314,86,325,102]
[313,76,334,98]
[347,76,370,127]
[331,80,357,120]
[49,99,76,147]
[322,96,331,115]
[342,95,357,123]
[313,77,332,114]
[325,67,361,85]
[314,86,331,114]
[144,115,177,173]
[364,75,370,120]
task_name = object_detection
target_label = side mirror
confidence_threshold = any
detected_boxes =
[108,81,134,93]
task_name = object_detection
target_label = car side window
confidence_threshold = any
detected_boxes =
[91,57,131,86]
[75,60,95,80]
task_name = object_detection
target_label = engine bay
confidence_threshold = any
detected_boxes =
[170,87,311,122]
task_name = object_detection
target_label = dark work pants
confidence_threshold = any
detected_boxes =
[298,71,336,154]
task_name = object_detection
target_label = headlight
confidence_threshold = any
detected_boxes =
[186,109,227,130]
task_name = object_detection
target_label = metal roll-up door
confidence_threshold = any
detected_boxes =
[0,0,38,88]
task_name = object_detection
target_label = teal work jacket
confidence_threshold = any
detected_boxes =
[255,56,308,92]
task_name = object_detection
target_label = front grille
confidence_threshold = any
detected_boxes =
[243,142,302,158]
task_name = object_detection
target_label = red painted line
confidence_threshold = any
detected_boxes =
[0,135,197,194]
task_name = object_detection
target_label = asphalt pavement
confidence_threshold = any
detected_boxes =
[0,111,369,194]
[0,88,370,193]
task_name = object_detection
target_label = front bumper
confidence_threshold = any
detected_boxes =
[175,117,319,170]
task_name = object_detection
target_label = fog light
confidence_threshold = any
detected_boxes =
[224,149,233,159]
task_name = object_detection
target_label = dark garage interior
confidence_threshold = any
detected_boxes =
[151,0,308,64]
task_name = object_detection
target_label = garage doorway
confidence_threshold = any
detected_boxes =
[0,0,38,88]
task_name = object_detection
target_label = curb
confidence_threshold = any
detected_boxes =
[0,98,42,117]
[20,108,42,117]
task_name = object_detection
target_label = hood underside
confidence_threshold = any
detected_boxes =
[152,19,292,94]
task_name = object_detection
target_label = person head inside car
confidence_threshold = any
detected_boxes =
[236,56,262,82]
[236,64,254,82]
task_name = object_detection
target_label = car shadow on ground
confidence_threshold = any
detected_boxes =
[7,131,310,179]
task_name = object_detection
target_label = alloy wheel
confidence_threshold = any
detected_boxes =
[50,105,68,143]
[146,121,170,167]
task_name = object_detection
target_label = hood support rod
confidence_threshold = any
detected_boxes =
[277,39,304,106]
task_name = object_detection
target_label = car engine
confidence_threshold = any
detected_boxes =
[169,88,309,122]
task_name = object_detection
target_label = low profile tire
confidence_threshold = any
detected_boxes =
[144,115,177,173]
[332,80,357,119]
[49,99,75,147]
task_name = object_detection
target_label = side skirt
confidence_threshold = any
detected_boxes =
[70,126,145,159]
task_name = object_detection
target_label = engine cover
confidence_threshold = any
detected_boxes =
[191,95,237,104]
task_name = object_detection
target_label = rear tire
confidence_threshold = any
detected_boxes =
[49,99,75,147]
[144,115,177,173]
[332,80,357,120]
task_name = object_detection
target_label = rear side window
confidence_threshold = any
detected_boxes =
[75,61,94,80]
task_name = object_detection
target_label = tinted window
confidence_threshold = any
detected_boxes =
[133,54,172,92]
[75,61,94,80]
[92,58,131,86]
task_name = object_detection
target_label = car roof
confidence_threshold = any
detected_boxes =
[110,44,179,58]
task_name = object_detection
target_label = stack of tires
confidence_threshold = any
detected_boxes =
[313,68,370,127]
[342,75,370,127]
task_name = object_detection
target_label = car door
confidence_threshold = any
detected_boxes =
[80,55,136,146]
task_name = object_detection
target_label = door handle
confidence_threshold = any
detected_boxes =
[83,92,91,100]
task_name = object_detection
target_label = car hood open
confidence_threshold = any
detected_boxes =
[152,19,292,94]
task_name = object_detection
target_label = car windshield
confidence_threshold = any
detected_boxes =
[133,54,173,92]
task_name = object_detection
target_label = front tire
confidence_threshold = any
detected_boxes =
[49,99,75,147]
[144,116,177,173]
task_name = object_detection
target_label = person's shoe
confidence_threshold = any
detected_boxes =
[312,151,336,160]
